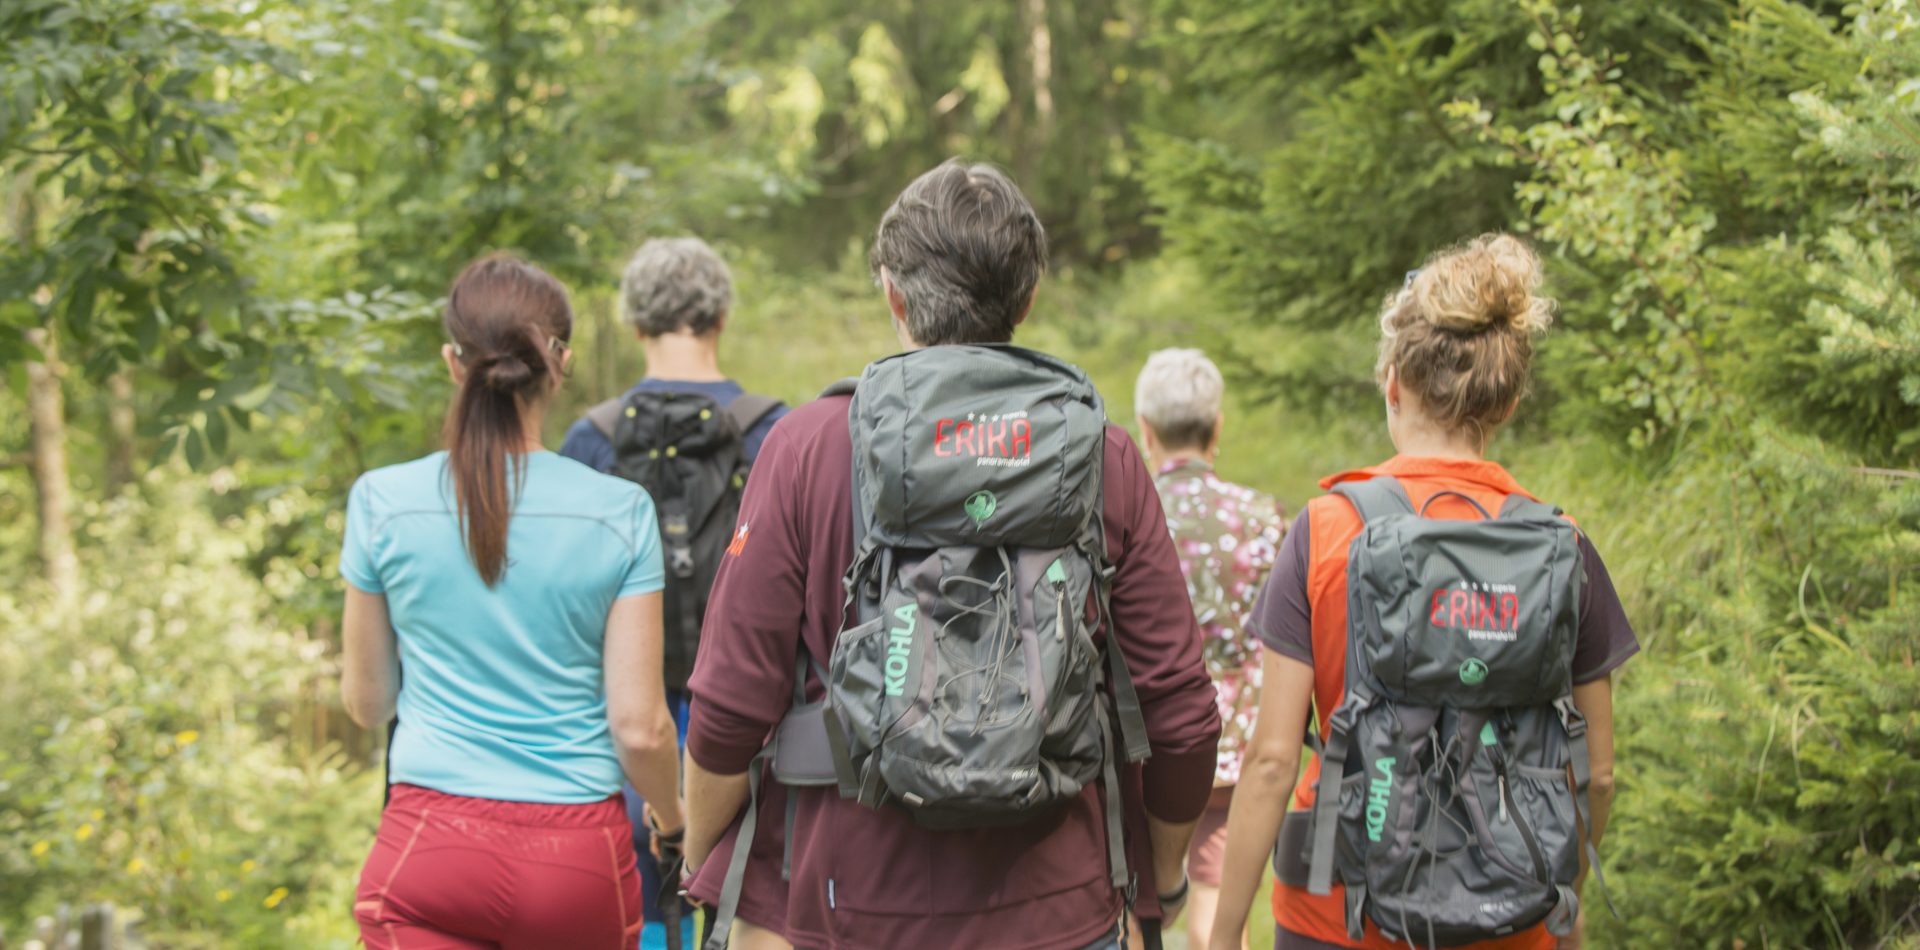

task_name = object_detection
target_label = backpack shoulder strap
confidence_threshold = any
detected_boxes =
[1328,475,1414,523]
[724,392,783,436]
[1498,493,1564,521]
[584,396,627,440]
[818,377,858,399]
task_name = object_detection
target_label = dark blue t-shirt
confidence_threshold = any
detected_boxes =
[558,378,787,473]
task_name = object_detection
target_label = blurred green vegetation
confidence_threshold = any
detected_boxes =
[2,0,1917,946]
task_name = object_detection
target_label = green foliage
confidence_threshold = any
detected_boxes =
[1149,0,1919,943]
[0,483,375,946]
[4,0,1918,944]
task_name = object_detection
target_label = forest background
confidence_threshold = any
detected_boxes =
[1,0,1917,947]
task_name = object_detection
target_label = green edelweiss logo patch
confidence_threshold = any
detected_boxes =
[964,490,998,525]
[1459,658,1489,686]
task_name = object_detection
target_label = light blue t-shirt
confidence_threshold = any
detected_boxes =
[340,450,664,804]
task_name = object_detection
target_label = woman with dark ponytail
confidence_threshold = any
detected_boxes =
[338,253,681,948]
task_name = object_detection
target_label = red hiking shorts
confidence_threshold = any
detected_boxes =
[354,783,644,949]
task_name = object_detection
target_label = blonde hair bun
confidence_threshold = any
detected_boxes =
[1410,233,1554,335]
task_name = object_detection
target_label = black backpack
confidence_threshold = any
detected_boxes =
[587,388,783,691]
[1272,477,1612,947]
[704,346,1149,950]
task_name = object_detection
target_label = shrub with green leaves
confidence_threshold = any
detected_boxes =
[1142,0,1920,944]
[0,484,375,948]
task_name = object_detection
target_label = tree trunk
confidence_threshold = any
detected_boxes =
[107,370,136,490]
[8,177,78,601]
[1024,0,1055,141]
[25,326,79,601]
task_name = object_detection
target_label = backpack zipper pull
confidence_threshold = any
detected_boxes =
[1497,772,1510,824]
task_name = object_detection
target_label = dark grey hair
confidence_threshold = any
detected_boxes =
[1135,348,1224,450]
[620,237,733,337]
[869,159,1047,346]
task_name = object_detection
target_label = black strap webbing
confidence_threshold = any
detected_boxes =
[1105,631,1151,763]
[1097,709,1130,890]
[1555,695,1622,924]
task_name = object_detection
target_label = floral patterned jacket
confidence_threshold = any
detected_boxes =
[1153,458,1287,786]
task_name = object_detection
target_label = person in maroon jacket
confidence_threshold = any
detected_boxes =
[680,160,1223,950]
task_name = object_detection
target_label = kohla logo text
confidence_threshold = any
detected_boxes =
[1430,581,1521,643]
[883,603,918,697]
[1365,756,1397,842]
[934,412,1032,467]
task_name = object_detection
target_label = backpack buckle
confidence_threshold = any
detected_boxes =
[669,544,696,579]
[1554,696,1588,739]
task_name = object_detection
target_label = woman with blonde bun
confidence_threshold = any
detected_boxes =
[1207,235,1640,950]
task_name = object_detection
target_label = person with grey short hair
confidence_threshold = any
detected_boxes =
[622,237,735,338]
[560,235,788,950]
[1133,348,1286,950]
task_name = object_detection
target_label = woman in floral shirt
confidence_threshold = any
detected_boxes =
[1135,349,1286,950]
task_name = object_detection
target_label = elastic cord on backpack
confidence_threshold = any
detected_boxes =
[933,547,1021,735]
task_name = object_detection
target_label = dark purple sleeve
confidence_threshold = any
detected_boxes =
[1572,533,1639,683]
[1250,510,1314,666]
[685,422,806,775]
[1102,430,1222,824]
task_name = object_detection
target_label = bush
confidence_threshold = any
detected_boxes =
[0,482,377,948]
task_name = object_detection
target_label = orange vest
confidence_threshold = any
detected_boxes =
[1271,456,1556,950]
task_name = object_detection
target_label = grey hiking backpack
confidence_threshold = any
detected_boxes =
[1272,476,1611,947]
[705,345,1150,950]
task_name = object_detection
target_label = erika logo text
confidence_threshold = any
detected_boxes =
[1429,582,1520,643]
[883,603,918,697]
[934,412,1033,468]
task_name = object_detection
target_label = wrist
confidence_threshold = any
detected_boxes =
[1153,858,1186,891]
[1157,873,1190,905]
[648,806,686,840]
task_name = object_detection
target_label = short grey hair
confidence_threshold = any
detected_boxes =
[1135,348,1224,450]
[869,159,1047,347]
[620,237,733,337]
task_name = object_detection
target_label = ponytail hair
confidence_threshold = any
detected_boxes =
[441,253,574,585]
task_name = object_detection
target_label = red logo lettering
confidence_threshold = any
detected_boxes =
[929,417,1035,460]
[1430,587,1524,631]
